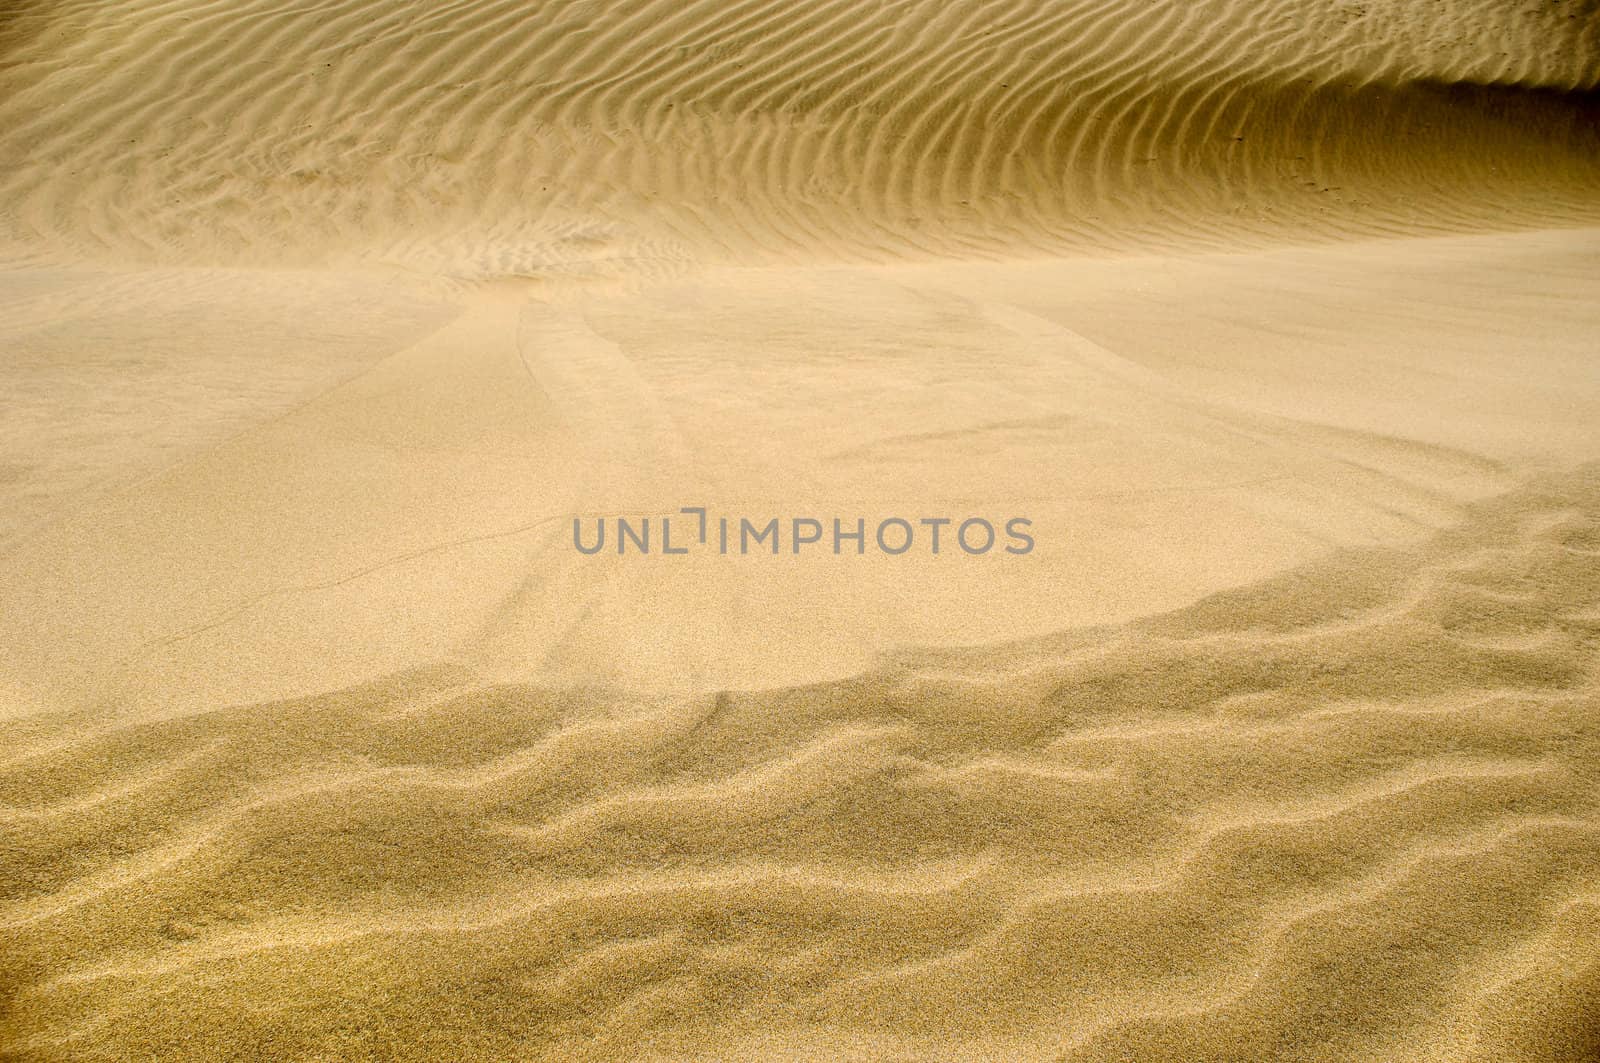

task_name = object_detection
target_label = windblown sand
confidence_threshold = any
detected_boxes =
[2,1,1599,1060]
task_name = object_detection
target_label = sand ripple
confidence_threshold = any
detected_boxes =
[0,0,1596,270]
[3,467,1598,1060]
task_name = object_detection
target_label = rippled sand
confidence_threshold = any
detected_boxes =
[1,1,1598,1059]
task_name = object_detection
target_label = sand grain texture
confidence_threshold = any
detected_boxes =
[1,0,1598,1060]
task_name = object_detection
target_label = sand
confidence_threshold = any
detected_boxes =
[1,0,1598,1060]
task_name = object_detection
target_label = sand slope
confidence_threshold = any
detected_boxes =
[2,229,1598,1061]
[3,464,1599,1060]
[2,0,1600,1060]
[0,0,1596,270]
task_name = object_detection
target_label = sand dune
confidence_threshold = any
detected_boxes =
[2,0,1599,1060]
[0,0,1596,270]
[4,466,1599,1060]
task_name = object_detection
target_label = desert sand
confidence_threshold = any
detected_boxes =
[1,0,1599,1060]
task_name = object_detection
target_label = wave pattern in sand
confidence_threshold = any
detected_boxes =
[0,0,1597,270]
[3,466,1598,1061]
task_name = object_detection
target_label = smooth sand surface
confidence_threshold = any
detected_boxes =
[2,1,1599,1060]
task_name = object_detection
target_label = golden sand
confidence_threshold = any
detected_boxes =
[1,1,1598,1059]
